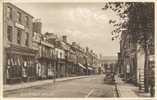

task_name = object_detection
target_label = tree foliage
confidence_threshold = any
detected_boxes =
[102,2,154,51]
[103,2,154,92]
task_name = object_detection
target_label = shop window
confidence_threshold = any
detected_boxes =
[7,25,12,42]
[11,58,16,78]
[22,61,27,77]
[7,7,12,19]
[17,29,22,44]
[17,12,22,23]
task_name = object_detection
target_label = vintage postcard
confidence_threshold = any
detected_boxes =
[1,0,156,99]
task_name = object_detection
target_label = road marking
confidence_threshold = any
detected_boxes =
[85,89,94,98]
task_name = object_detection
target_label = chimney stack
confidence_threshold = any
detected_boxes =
[72,42,76,46]
[33,19,42,34]
[86,47,89,52]
[62,35,67,43]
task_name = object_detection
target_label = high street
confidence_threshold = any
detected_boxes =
[4,75,115,98]
[3,2,154,98]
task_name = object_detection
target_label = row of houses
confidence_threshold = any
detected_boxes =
[118,27,154,92]
[3,3,100,84]
[117,3,155,95]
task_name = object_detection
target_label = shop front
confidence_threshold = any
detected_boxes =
[36,58,56,80]
[5,45,36,84]
[78,63,86,75]
[56,59,65,78]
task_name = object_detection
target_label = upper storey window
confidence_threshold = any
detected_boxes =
[17,12,22,23]
[7,7,12,19]
[25,16,29,27]
[7,25,12,42]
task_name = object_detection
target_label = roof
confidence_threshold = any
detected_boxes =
[4,2,34,18]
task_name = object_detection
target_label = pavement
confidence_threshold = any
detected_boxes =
[115,75,151,98]
[3,75,89,92]
[4,75,115,97]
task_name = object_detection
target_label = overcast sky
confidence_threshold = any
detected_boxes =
[13,2,120,57]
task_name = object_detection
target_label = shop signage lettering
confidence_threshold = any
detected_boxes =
[15,23,25,30]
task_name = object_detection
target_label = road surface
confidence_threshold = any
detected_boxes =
[4,75,115,98]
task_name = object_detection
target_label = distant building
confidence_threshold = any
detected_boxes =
[71,42,86,75]
[85,47,98,74]
[100,56,118,74]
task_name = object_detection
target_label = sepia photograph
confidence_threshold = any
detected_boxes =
[2,1,155,98]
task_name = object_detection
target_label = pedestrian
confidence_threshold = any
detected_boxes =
[53,69,56,85]
[126,64,130,82]
[22,61,28,82]
[150,67,155,97]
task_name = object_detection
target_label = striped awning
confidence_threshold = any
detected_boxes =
[88,67,93,70]
[78,63,86,69]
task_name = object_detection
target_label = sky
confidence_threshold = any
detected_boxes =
[13,2,120,57]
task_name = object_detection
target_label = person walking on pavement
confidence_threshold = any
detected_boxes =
[126,64,130,82]
[53,69,56,86]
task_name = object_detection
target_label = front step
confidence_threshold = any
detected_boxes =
[139,71,145,91]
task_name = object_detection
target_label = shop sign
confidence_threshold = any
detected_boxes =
[15,23,25,30]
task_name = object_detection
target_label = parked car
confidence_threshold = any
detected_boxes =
[104,72,115,84]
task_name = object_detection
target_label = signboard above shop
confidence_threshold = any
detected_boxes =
[15,23,25,30]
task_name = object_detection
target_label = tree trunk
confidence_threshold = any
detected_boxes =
[144,43,149,92]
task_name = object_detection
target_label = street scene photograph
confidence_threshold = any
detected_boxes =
[3,1,155,98]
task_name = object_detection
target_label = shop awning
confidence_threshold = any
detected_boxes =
[88,67,93,70]
[78,63,86,69]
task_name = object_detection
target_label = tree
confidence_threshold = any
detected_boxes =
[102,2,154,92]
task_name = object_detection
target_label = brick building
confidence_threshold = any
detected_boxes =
[3,3,37,84]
